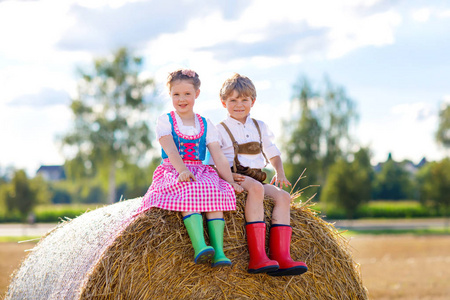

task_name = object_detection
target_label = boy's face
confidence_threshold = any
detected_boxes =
[221,90,255,123]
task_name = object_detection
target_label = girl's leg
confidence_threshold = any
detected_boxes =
[206,211,231,267]
[182,212,215,264]
[205,211,223,219]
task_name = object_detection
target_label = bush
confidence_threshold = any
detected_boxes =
[33,204,104,222]
[316,200,439,219]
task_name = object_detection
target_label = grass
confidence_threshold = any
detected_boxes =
[0,237,41,243]
[340,228,450,236]
[0,203,105,223]
[314,200,442,219]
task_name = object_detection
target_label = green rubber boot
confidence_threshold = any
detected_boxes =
[183,213,215,264]
[207,218,232,267]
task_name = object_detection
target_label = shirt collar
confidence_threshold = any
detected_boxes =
[226,113,252,126]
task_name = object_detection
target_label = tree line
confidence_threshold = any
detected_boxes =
[0,48,449,221]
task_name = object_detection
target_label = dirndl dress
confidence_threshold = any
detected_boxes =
[136,111,236,214]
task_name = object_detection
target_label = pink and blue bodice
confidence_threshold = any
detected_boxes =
[161,111,207,161]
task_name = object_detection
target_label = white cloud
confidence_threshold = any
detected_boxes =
[0,104,71,174]
[357,113,441,165]
[0,1,75,60]
[437,10,450,18]
[143,0,403,69]
[411,8,432,22]
[327,10,401,59]
[390,102,435,122]
[443,95,450,105]
[74,0,146,9]
[0,65,77,105]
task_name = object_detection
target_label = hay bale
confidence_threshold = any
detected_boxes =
[5,193,368,299]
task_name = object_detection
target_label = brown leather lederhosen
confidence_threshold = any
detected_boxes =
[220,119,269,183]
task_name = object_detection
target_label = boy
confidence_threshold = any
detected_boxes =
[211,73,308,276]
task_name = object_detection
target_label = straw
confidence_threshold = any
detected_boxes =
[6,192,367,300]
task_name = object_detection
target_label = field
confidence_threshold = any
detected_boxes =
[1,235,450,299]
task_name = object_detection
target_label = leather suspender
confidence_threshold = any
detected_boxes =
[220,119,270,172]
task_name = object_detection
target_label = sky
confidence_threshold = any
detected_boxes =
[1,0,449,176]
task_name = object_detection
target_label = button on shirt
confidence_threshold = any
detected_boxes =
[213,115,281,169]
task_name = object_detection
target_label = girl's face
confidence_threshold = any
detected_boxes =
[170,80,200,116]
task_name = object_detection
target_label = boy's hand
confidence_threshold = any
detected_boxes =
[232,173,245,183]
[230,182,244,194]
[178,170,196,182]
[270,173,291,189]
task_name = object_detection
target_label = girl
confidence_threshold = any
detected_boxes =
[137,69,243,267]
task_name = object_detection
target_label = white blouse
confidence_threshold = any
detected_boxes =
[211,115,281,169]
[156,112,220,145]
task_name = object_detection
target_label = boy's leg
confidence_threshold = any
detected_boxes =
[239,176,265,222]
[183,213,215,264]
[245,222,279,273]
[263,185,291,225]
[263,185,308,276]
[239,177,278,273]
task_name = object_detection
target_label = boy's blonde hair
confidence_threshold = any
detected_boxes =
[220,73,257,101]
[167,69,201,91]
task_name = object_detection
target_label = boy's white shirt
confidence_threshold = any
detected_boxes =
[210,114,281,169]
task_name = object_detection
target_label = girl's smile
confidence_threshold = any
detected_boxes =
[170,80,200,118]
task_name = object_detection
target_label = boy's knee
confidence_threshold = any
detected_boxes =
[273,190,291,206]
[247,181,264,195]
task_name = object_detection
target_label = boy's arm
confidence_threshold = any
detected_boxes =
[269,155,291,189]
[208,142,243,193]
[159,135,195,182]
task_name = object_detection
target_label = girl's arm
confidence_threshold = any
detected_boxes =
[159,135,196,182]
[269,155,291,189]
[208,142,243,193]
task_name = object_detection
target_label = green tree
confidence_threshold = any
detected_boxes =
[283,75,358,192]
[320,76,358,176]
[283,77,321,188]
[436,103,450,155]
[61,48,157,204]
[5,170,38,220]
[373,154,414,200]
[417,158,450,220]
[321,147,372,219]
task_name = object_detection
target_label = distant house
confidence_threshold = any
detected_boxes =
[373,153,427,175]
[36,165,66,181]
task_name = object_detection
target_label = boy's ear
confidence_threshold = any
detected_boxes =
[221,99,227,108]
[251,98,256,106]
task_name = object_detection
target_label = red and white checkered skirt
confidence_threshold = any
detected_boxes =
[136,159,236,213]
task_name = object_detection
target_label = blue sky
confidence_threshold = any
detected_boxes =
[0,0,449,176]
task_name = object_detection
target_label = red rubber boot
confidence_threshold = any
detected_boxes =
[267,225,308,276]
[246,222,279,274]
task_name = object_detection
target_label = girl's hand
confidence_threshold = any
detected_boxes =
[230,182,244,194]
[270,173,291,189]
[232,173,245,183]
[178,170,196,182]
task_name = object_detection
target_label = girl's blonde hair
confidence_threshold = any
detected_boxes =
[220,73,257,101]
[167,69,201,91]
